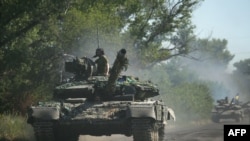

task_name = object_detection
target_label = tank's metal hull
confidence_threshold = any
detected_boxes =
[211,104,244,123]
[27,100,175,141]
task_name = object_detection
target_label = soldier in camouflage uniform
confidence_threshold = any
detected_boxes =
[93,48,109,76]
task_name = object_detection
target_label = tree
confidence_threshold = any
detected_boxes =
[1,0,203,66]
[171,82,213,121]
[186,38,235,69]
[0,0,73,113]
[232,59,250,100]
[0,0,203,113]
[233,59,250,75]
[0,0,71,46]
[118,0,202,67]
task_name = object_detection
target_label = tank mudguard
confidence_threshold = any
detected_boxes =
[28,106,60,120]
[127,104,156,119]
[166,107,176,121]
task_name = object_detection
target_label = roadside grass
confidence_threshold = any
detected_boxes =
[0,113,35,141]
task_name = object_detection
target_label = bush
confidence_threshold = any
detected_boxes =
[166,82,214,123]
[0,113,35,141]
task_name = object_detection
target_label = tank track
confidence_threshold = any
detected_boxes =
[131,119,159,141]
[33,121,55,141]
[158,126,165,141]
[33,121,79,141]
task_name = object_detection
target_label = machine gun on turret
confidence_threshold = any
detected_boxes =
[62,54,96,81]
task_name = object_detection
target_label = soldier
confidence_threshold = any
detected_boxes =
[93,48,109,76]
[235,93,240,105]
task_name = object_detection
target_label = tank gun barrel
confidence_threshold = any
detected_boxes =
[106,49,128,98]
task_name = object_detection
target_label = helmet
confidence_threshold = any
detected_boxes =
[93,48,104,58]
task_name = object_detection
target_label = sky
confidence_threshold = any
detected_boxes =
[191,0,250,71]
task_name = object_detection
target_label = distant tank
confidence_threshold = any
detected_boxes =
[27,49,175,141]
[240,101,250,123]
[211,97,244,123]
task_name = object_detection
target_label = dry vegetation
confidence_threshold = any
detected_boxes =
[0,113,34,141]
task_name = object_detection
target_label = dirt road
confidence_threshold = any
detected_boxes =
[79,118,249,141]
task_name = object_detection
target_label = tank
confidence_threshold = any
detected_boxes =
[240,101,250,123]
[26,49,176,141]
[211,97,244,123]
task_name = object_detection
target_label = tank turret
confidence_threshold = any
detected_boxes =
[54,49,159,101]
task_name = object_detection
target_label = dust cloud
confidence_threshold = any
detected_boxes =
[178,50,248,102]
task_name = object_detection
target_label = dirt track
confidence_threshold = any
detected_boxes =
[79,118,249,141]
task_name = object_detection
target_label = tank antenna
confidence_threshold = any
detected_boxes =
[97,26,100,49]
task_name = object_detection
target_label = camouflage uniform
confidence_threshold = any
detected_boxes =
[235,94,240,104]
[93,48,109,76]
[95,55,109,76]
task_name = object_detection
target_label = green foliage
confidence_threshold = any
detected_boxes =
[232,59,250,100]
[162,63,214,121]
[192,38,234,68]
[0,113,34,141]
[168,82,213,121]
[233,58,250,75]
[124,0,201,67]
[0,0,204,113]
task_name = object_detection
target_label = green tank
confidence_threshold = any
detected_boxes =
[27,49,176,141]
[239,101,250,123]
[211,98,244,123]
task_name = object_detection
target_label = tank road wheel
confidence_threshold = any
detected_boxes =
[235,116,243,123]
[153,127,159,141]
[233,111,243,123]
[33,121,79,141]
[33,121,55,141]
[131,119,159,141]
[54,127,79,141]
[158,126,165,141]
